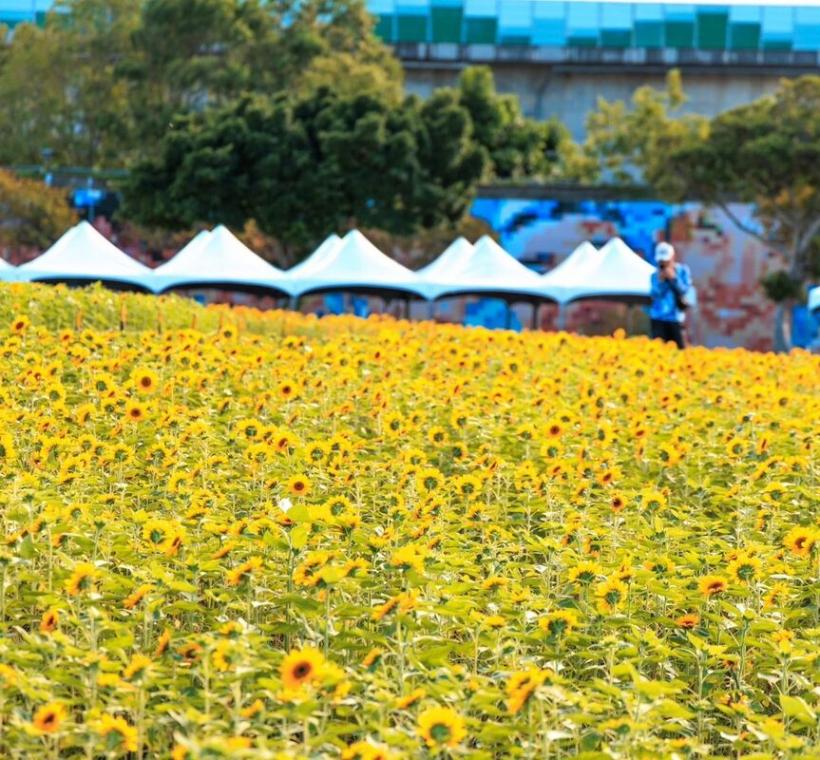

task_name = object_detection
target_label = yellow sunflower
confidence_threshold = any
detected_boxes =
[226,556,263,586]
[595,577,628,614]
[698,574,729,598]
[280,647,326,691]
[539,609,580,638]
[727,553,763,584]
[124,400,149,423]
[506,668,548,714]
[65,562,99,596]
[94,714,139,753]
[32,702,67,734]
[287,474,311,497]
[417,705,466,748]
[395,687,426,709]
[783,526,817,558]
[131,367,159,394]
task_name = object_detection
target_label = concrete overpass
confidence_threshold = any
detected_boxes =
[370,1,820,139]
[2,0,818,139]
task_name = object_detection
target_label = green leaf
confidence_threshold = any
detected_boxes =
[18,535,37,559]
[780,694,816,725]
[655,699,695,720]
[291,523,310,550]
[633,677,683,699]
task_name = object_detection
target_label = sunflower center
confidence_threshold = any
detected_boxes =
[430,723,452,743]
[293,663,312,679]
[737,564,755,580]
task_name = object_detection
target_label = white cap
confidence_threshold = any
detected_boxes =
[655,242,675,262]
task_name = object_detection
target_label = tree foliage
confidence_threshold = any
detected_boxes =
[0,0,138,167]
[0,0,402,165]
[125,89,488,252]
[583,69,708,187]
[583,71,820,350]
[457,67,573,181]
[0,170,77,248]
[665,76,820,287]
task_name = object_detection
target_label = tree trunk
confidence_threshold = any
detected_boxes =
[773,302,793,353]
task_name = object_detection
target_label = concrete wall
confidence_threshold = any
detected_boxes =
[403,64,787,139]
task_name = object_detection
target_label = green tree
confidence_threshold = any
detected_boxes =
[584,72,820,351]
[582,69,707,186]
[124,87,488,255]
[664,76,820,350]
[0,170,77,249]
[457,66,575,181]
[0,0,138,167]
[125,0,400,146]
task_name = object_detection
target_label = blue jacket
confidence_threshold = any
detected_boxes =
[650,264,692,323]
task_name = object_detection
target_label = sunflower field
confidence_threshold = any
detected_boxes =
[0,282,818,759]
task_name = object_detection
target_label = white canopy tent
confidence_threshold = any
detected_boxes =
[17,221,153,291]
[0,257,15,282]
[419,235,549,302]
[148,225,289,296]
[539,241,600,304]
[416,237,475,280]
[809,286,820,314]
[281,234,342,297]
[147,229,211,291]
[567,237,654,304]
[285,230,425,299]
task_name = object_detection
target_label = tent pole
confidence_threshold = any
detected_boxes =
[505,302,513,330]
[428,300,435,322]
[288,296,297,312]
[531,301,539,331]
[557,303,567,331]
[404,298,410,320]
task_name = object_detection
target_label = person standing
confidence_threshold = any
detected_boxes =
[649,242,692,349]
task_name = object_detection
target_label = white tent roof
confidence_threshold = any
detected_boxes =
[285,230,424,298]
[420,235,547,301]
[17,221,152,290]
[416,237,474,279]
[0,257,14,281]
[284,234,342,282]
[809,285,820,313]
[540,241,600,304]
[148,225,288,294]
[565,237,654,304]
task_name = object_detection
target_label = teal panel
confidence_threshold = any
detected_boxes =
[499,33,530,45]
[431,7,462,42]
[697,11,728,49]
[374,13,394,41]
[567,35,598,48]
[634,20,663,47]
[762,39,792,51]
[396,14,427,41]
[665,21,694,48]
[730,23,761,50]
[464,17,497,44]
[600,29,632,48]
